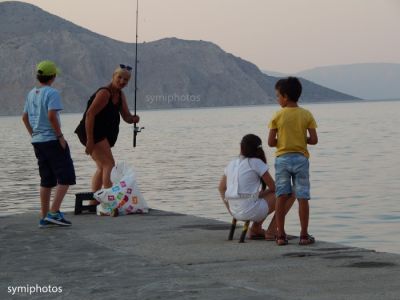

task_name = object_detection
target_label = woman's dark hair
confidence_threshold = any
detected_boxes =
[240,134,267,189]
[275,76,302,102]
[36,74,56,84]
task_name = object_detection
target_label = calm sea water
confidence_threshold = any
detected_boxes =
[1,101,399,254]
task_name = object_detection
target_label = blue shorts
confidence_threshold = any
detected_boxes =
[33,140,76,188]
[275,153,310,200]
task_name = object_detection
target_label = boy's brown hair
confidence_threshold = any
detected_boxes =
[275,76,302,102]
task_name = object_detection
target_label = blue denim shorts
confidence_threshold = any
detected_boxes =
[275,153,310,200]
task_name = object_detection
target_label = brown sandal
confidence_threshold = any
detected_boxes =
[276,235,288,246]
[299,234,315,246]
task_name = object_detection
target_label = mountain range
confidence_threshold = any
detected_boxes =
[296,63,400,100]
[264,63,400,100]
[0,1,358,116]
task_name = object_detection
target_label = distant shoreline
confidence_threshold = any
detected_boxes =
[3,98,399,117]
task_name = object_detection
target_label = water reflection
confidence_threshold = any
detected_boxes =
[0,101,399,254]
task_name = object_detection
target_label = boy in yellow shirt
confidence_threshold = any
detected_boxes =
[268,77,318,246]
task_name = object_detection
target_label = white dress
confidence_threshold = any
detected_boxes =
[224,157,269,222]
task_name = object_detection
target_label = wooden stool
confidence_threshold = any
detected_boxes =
[74,192,97,215]
[228,218,250,243]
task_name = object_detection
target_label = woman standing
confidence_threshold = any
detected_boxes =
[75,65,140,198]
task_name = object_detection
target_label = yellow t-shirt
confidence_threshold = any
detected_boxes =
[268,107,317,158]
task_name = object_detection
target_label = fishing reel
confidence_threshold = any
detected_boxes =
[133,124,144,148]
[134,124,144,133]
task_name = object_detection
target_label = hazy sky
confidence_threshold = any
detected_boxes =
[7,0,400,73]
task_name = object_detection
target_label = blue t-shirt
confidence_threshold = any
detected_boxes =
[23,86,63,143]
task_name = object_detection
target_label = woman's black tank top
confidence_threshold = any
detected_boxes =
[75,87,122,147]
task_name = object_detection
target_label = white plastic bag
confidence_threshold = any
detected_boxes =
[94,161,149,216]
[110,161,134,184]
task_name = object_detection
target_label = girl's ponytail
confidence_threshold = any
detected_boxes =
[240,134,265,161]
[256,146,267,164]
[240,134,268,190]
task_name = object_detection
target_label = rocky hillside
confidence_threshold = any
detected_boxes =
[0,1,358,116]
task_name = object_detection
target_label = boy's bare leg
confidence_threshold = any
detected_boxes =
[49,184,69,213]
[298,199,309,236]
[265,194,296,238]
[275,194,289,238]
[40,187,51,218]
[265,214,276,239]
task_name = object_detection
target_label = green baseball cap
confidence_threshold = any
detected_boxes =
[36,60,60,76]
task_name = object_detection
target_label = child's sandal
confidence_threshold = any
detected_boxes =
[299,234,315,246]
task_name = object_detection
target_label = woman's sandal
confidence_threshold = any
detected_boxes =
[299,234,315,246]
[276,235,289,246]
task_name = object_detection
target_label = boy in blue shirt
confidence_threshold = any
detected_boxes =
[22,60,76,227]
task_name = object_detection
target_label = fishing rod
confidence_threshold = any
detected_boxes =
[133,0,144,148]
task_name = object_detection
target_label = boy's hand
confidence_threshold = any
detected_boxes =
[59,136,67,149]
[307,128,318,145]
[268,129,278,147]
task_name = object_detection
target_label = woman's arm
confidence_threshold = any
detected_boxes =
[85,89,109,154]
[120,92,140,124]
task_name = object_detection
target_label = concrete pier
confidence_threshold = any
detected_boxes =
[1,210,399,299]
